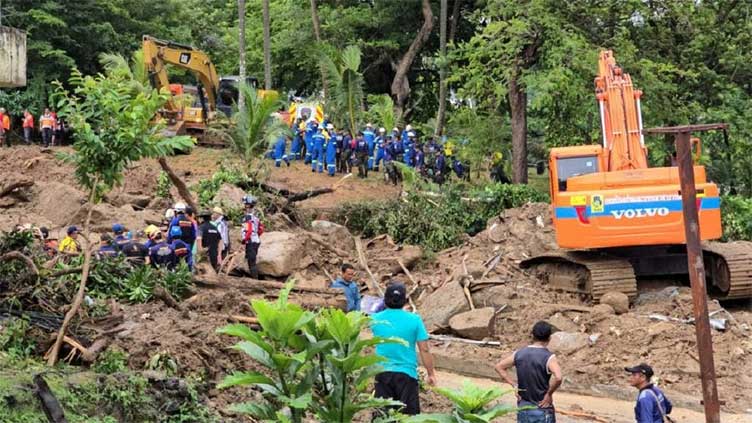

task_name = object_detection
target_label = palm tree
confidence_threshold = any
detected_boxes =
[231,83,288,164]
[99,50,149,94]
[320,45,364,136]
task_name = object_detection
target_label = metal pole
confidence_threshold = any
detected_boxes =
[675,130,721,423]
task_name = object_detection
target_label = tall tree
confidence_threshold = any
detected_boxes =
[435,0,448,136]
[309,0,327,96]
[262,0,272,90]
[238,0,246,112]
[391,0,434,122]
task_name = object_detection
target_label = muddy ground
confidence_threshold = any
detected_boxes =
[1,146,751,420]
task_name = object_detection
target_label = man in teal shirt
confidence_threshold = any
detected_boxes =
[371,282,437,416]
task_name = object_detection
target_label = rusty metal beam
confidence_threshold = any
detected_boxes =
[674,128,722,423]
[643,123,728,134]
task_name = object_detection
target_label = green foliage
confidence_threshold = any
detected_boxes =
[334,183,548,252]
[721,195,752,241]
[366,95,396,134]
[0,229,36,255]
[321,45,366,135]
[52,62,193,193]
[85,256,193,304]
[404,381,520,423]
[0,318,36,359]
[230,84,288,164]
[157,171,173,199]
[146,351,179,376]
[194,166,252,206]
[217,281,402,423]
[92,348,129,374]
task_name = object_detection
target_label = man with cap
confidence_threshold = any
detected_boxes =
[312,125,327,173]
[494,321,562,422]
[371,282,437,416]
[304,120,317,164]
[363,123,376,170]
[373,128,386,172]
[212,207,230,260]
[241,194,262,278]
[148,230,178,270]
[404,131,416,167]
[112,223,130,251]
[58,226,81,255]
[196,210,222,270]
[354,132,369,178]
[626,363,673,423]
[325,125,338,176]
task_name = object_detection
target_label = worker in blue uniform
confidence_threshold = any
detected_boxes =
[312,126,327,173]
[325,130,337,176]
[373,128,386,172]
[304,121,317,164]
[273,135,290,167]
[291,120,303,160]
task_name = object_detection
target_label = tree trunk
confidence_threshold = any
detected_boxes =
[449,0,462,43]
[435,0,448,136]
[158,157,198,211]
[391,0,434,123]
[238,0,246,113]
[262,0,272,90]
[508,69,528,184]
[309,0,327,97]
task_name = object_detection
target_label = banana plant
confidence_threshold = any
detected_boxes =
[320,45,365,136]
[230,83,289,164]
[404,380,524,423]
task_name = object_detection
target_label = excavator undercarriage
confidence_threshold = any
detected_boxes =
[520,242,752,303]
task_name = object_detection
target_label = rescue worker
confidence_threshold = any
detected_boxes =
[325,128,338,176]
[404,131,416,167]
[97,234,119,259]
[392,132,404,163]
[58,226,81,256]
[22,110,34,144]
[212,207,230,261]
[171,236,192,271]
[143,224,160,249]
[383,137,401,186]
[241,195,262,279]
[40,108,54,148]
[334,130,344,173]
[339,131,353,174]
[355,132,369,178]
[625,363,673,423]
[414,143,425,175]
[312,125,326,173]
[112,223,130,251]
[291,118,303,160]
[363,123,376,170]
[401,125,412,150]
[435,151,447,185]
[0,108,10,147]
[273,134,290,167]
[37,227,58,257]
[121,231,150,265]
[304,121,317,164]
[373,128,386,171]
[452,158,468,181]
[330,263,361,311]
[167,203,196,270]
[148,231,178,270]
[196,210,222,271]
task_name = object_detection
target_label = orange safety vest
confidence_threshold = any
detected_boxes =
[2,114,9,130]
[40,114,54,129]
[23,114,34,128]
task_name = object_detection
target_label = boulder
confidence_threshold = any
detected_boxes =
[591,304,615,316]
[449,307,496,340]
[600,291,630,314]
[256,231,307,277]
[547,331,590,354]
[311,220,354,250]
[107,192,151,209]
[34,181,85,224]
[418,281,469,333]
[213,183,245,206]
[548,312,579,333]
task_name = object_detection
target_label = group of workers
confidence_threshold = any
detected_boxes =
[270,119,477,185]
[0,107,66,148]
[45,195,263,277]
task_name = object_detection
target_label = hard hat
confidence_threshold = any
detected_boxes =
[164,208,175,221]
[112,223,125,234]
[407,131,415,137]
[366,123,373,127]
[174,202,186,213]
[242,194,257,206]
[326,123,334,130]
[392,127,399,133]
[212,206,224,215]
[379,127,385,133]
[406,124,413,131]
[144,225,159,237]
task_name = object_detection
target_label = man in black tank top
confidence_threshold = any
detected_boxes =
[494,321,562,422]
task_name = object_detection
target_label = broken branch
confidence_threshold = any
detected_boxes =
[355,237,384,296]
[158,157,197,211]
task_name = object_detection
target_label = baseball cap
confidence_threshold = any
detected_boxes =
[112,223,125,233]
[67,226,79,235]
[625,363,654,378]
[384,282,407,308]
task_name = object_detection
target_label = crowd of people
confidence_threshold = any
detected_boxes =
[32,195,262,278]
[270,118,485,185]
[0,107,68,148]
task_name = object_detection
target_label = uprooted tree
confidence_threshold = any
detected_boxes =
[46,60,192,366]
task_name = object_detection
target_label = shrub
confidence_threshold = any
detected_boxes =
[720,195,752,241]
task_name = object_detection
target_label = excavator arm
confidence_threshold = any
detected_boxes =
[142,35,219,114]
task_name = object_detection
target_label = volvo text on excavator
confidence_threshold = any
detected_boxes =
[520,50,752,302]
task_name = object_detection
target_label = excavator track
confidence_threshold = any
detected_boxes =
[702,241,752,300]
[520,251,637,303]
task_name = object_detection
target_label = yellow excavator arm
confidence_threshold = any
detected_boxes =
[142,35,219,113]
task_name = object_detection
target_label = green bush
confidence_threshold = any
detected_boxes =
[92,348,128,374]
[0,317,36,359]
[194,166,252,206]
[721,195,752,241]
[333,183,548,252]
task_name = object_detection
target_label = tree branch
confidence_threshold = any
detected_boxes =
[157,157,197,211]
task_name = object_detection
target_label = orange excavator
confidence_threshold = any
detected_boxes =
[521,51,752,302]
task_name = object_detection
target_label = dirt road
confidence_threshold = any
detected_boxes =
[435,370,751,423]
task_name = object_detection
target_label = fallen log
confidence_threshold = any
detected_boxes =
[194,275,344,296]
[34,374,68,423]
[430,334,501,346]
[557,409,609,423]
[355,237,384,296]
[157,157,197,212]
[153,286,184,311]
[286,187,333,203]
[0,251,39,278]
[228,315,259,325]
[0,179,33,198]
[308,232,350,258]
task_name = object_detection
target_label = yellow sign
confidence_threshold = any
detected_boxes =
[570,195,587,206]
[591,194,604,213]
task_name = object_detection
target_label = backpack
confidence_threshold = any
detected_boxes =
[151,243,176,268]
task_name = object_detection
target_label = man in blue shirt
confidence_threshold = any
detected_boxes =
[371,282,437,416]
[626,363,673,423]
[330,263,361,311]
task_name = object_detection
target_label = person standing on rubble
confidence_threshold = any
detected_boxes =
[371,282,437,417]
[330,263,361,311]
[625,363,673,423]
[241,195,263,278]
[494,320,562,423]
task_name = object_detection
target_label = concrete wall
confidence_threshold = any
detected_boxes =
[0,26,27,88]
